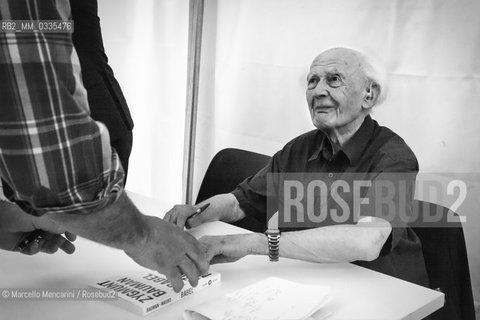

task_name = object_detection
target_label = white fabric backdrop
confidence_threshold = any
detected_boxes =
[99,0,479,313]
[99,0,189,205]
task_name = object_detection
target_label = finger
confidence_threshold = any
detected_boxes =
[40,234,75,255]
[210,255,228,264]
[163,211,173,223]
[198,236,218,261]
[185,216,202,229]
[176,213,189,229]
[210,255,241,264]
[39,233,61,254]
[59,239,76,254]
[22,237,44,255]
[47,234,74,254]
[177,255,200,287]
[204,246,221,264]
[164,268,184,293]
[65,232,77,242]
[184,239,210,275]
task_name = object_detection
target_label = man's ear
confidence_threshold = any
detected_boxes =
[363,82,379,110]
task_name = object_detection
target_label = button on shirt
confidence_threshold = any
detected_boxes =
[232,115,429,287]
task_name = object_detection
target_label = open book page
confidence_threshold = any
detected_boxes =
[184,277,331,320]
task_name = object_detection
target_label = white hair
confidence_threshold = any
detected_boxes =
[357,50,389,107]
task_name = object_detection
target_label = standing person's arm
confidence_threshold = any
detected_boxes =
[0,0,207,292]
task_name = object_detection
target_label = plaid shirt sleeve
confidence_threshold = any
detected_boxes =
[0,0,125,216]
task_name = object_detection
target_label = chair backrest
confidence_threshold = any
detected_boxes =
[196,148,271,232]
[411,200,475,320]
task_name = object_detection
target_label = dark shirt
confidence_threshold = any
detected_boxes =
[70,0,134,142]
[232,115,429,287]
[70,0,134,178]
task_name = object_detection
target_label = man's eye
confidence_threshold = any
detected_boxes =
[307,78,318,89]
[327,75,342,87]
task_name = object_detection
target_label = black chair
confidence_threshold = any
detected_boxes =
[195,148,271,232]
[411,200,475,320]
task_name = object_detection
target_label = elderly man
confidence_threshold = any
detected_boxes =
[166,47,428,287]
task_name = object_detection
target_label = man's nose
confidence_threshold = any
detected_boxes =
[312,80,329,97]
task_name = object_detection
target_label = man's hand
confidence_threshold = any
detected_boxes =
[42,192,209,294]
[0,230,76,255]
[164,204,217,229]
[0,201,76,255]
[164,194,245,229]
[200,234,264,265]
[125,215,209,292]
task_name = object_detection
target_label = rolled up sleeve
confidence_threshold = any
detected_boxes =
[362,156,419,256]
[0,0,124,216]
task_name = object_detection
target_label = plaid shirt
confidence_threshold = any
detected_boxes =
[0,0,124,216]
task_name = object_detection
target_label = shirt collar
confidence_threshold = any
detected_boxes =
[308,132,329,162]
[307,115,375,165]
[341,115,375,165]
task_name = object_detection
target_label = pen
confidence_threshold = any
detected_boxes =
[188,203,210,219]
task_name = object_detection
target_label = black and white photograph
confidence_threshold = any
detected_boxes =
[0,0,478,319]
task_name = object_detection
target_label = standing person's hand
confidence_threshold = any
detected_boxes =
[0,201,76,255]
[0,230,76,255]
[125,216,209,292]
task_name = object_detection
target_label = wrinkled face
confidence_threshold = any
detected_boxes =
[306,49,368,131]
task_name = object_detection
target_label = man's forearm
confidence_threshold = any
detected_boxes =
[217,218,392,263]
[45,190,148,253]
[278,220,391,262]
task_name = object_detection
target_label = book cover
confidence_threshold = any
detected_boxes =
[90,271,221,316]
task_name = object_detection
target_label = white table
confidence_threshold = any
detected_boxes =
[0,192,444,320]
